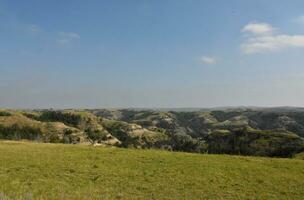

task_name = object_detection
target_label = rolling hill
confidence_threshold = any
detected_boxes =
[0,108,304,157]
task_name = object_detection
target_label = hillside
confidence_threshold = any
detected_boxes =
[0,141,303,200]
[0,109,304,157]
[92,108,304,157]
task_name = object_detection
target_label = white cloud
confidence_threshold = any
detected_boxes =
[242,22,275,35]
[241,22,304,54]
[200,56,217,65]
[56,31,80,44]
[241,35,304,54]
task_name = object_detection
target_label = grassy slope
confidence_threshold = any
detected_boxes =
[0,141,303,200]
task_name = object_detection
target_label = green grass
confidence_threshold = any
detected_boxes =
[0,141,303,200]
[295,152,304,160]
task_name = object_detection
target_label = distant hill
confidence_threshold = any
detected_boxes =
[0,108,304,157]
[107,106,304,112]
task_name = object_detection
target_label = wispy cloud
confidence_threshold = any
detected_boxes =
[56,38,70,44]
[200,56,217,65]
[58,32,80,39]
[241,35,304,54]
[241,22,304,54]
[293,15,304,25]
[242,22,275,35]
[28,24,40,33]
[56,31,80,44]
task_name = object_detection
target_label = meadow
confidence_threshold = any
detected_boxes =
[0,140,303,200]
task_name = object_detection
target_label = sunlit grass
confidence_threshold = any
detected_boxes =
[0,140,303,200]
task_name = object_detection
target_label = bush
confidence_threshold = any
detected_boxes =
[85,128,108,142]
[0,111,11,116]
[170,133,206,153]
[206,128,304,157]
[39,111,83,127]
[0,124,42,141]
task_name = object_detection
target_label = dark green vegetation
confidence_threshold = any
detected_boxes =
[0,141,304,200]
[0,108,304,157]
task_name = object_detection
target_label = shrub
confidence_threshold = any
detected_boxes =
[206,128,304,157]
[170,133,206,153]
[0,124,42,141]
[85,128,108,142]
[0,111,11,116]
[39,111,83,127]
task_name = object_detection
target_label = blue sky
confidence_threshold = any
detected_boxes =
[1,0,304,108]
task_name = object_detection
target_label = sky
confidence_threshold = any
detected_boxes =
[1,0,304,108]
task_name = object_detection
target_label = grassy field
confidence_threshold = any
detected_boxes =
[0,141,303,200]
